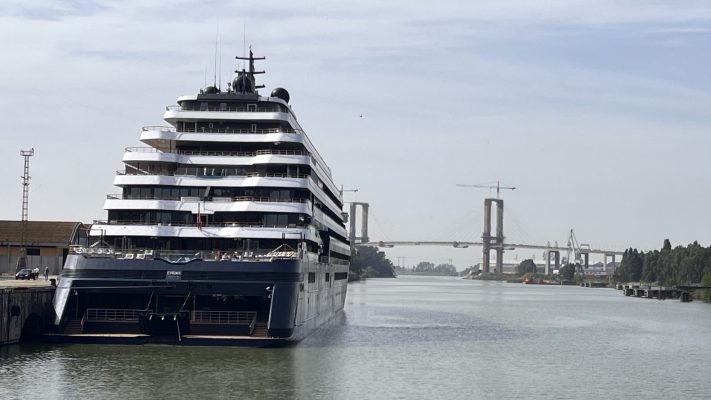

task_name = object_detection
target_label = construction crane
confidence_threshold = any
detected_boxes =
[339,184,358,196]
[456,181,515,199]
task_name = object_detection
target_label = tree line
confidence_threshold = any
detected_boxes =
[406,261,458,276]
[349,246,396,280]
[614,239,711,287]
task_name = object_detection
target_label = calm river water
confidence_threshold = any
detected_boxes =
[1,275,710,399]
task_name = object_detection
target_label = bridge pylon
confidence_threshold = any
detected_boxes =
[482,198,504,274]
[348,202,370,256]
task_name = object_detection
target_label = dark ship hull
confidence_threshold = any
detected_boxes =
[49,253,348,346]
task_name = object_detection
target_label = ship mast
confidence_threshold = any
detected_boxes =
[234,47,265,93]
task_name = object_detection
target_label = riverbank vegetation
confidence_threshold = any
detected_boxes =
[614,240,711,300]
[395,261,458,276]
[349,246,396,281]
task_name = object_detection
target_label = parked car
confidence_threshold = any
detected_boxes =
[15,269,38,280]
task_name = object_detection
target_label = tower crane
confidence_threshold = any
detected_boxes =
[339,184,358,197]
[456,181,515,199]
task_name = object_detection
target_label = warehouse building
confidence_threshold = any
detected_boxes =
[0,221,88,275]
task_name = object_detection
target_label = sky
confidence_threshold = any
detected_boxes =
[1,0,711,269]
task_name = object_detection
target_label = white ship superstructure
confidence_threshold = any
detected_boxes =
[51,50,350,345]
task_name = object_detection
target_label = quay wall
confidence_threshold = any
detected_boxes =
[0,286,56,345]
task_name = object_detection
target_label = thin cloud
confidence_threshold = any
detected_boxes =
[648,26,711,34]
[0,0,112,20]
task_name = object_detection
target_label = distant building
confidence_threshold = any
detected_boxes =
[580,261,618,278]
[473,260,547,274]
[472,260,618,276]
[0,220,88,275]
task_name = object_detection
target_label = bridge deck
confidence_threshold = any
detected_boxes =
[359,241,624,255]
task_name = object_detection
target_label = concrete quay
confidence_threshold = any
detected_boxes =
[0,278,56,345]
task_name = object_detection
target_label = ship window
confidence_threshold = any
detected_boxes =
[251,124,257,132]
[209,123,214,129]
[220,103,227,111]
[264,215,277,226]
[247,104,257,112]
[308,272,316,283]
[200,102,208,111]
[268,191,290,202]
[325,273,329,282]
[26,248,40,256]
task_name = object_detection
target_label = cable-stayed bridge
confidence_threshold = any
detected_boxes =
[348,201,624,274]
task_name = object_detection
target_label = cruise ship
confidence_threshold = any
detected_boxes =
[51,50,350,346]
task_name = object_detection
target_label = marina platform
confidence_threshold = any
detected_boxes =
[45,333,287,347]
[617,282,694,302]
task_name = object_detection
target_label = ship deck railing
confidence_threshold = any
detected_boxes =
[141,125,297,135]
[91,220,307,229]
[115,169,310,180]
[124,147,308,157]
[84,308,141,322]
[69,246,303,263]
[106,194,308,203]
[191,311,257,327]
[166,104,284,113]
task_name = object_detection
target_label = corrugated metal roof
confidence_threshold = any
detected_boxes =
[0,220,85,245]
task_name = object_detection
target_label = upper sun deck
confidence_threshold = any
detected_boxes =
[169,47,292,114]
[156,48,337,186]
